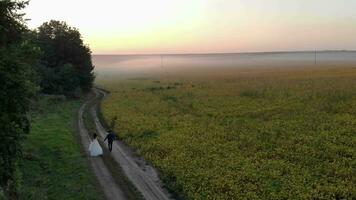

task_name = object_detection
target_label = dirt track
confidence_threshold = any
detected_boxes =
[78,89,172,200]
[78,98,127,200]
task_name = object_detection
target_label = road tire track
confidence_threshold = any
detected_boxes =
[78,96,128,200]
[91,88,173,200]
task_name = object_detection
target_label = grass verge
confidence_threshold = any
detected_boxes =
[18,96,104,200]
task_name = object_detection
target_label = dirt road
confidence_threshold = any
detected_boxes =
[78,89,173,200]
[78,98,128,200]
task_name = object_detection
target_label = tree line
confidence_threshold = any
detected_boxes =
[0,0,95,198]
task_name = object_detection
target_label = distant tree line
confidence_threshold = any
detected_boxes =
[0,0,94,198]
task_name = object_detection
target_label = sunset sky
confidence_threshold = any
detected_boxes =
[25,0,356,54]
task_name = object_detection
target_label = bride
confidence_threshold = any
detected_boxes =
[89,133,103,156]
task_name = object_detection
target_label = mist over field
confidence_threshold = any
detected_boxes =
[93,51,356,80]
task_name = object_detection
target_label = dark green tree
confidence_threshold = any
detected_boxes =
[35,20,95,95]
[0,0,27,48]
[0,0,39,197]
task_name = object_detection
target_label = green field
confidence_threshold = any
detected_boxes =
[98,67,356,199]
[18,98,103,200]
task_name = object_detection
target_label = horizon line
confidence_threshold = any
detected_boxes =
[93,49,356,56]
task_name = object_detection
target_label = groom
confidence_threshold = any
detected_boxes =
[104,130,116,152]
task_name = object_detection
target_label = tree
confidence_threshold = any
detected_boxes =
[0,0,39,197]
[35,20,95,95]
[0,0,27,48]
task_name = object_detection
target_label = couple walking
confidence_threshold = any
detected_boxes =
[88,130,116,157]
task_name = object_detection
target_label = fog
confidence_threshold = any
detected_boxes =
[93,51,356,80]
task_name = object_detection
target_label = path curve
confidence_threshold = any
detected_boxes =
[91,88,173,200]
[78,97,128,200]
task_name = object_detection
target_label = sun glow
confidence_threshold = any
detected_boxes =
[25,0,356,54]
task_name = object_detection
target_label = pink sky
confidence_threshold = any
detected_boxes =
[25,0,356,54]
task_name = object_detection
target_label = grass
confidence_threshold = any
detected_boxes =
[18,97,104,200]
[98,67,356,199]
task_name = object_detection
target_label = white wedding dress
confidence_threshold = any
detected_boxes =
[89,138,103,156]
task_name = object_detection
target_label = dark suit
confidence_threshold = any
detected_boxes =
[104,133,116,152]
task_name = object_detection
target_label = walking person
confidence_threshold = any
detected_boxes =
[89,133,103,156]
[104,130,116,152]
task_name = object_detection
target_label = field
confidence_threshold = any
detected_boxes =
[18,98,104,200]
[97,66,356,199]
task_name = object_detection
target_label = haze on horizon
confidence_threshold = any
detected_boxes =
[25,0,356,55]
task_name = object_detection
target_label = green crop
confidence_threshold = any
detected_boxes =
[98,67,356,199]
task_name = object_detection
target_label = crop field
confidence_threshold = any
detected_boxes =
[97,66,356,199]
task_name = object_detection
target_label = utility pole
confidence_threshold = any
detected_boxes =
[314,50,317,65]
[160,55,163,68]
[160,54,167,83]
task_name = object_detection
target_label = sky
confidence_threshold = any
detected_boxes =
[25,0,356,54]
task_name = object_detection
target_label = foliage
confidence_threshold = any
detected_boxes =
[109,116,118,130]
[99,67,356,199]
[36,63,80,97]
[1,1,95,198]
[0,0,39,197]
[0,0,28,48]
[35,20,95,95]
